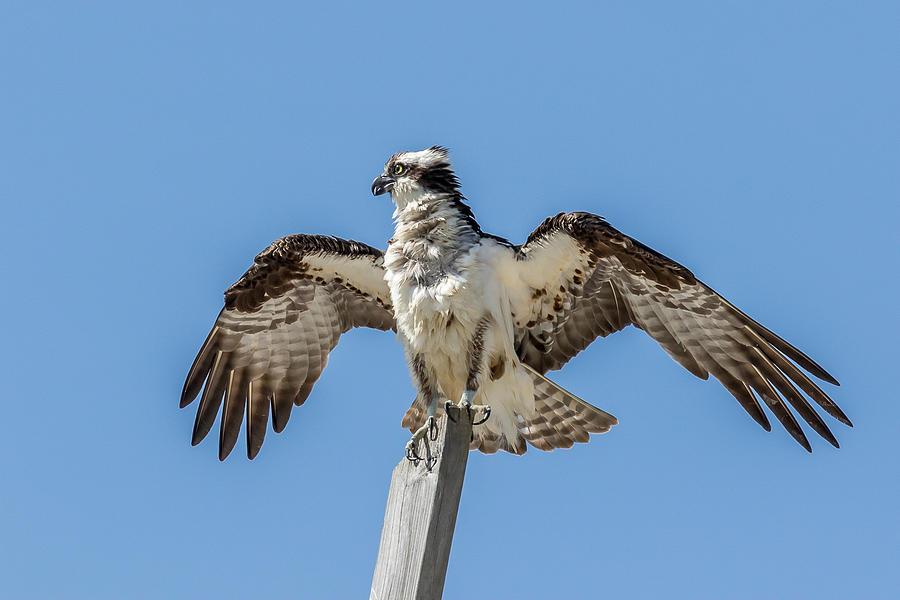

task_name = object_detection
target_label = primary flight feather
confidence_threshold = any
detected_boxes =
[182,146,849,460]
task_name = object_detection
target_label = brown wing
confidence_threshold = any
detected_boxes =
[510,212,850,451]
[181,235,394,460]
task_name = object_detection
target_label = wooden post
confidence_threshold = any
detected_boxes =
[370,407,473,600]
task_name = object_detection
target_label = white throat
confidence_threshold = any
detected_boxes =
[385,189,480,283]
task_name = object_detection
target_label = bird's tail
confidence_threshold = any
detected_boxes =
[467,364,618,454]
[514,365,617,451]
[401,365,617,455]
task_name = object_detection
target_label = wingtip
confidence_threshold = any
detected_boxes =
[822,431,840,449]
[805,362,840,387]
[180,377,201,408]
[793,429,812,453]
[834,410,853,428]
[246,429,264,460]
[191,426,207,446]
[271,407,290,433]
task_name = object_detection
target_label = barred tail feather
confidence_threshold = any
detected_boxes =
[402,365,617,455]
[518,365,617,451]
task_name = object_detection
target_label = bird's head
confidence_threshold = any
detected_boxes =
[371,146,460,206]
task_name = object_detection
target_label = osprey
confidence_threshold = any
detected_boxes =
[182,146,850,461]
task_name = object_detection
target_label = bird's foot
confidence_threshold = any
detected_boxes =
[445,391,491,425]
[405,416,438,468]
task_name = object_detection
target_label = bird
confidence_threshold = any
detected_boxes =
[181,146,850,461]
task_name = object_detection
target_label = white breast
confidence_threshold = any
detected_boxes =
[387,241,513,398]
[387,243,481,343]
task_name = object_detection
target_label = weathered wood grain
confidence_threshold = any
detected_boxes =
[370,408,473,600]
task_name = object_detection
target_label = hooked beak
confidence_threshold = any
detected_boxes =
[371,174,395,196]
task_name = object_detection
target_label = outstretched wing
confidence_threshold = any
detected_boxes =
[508,212,850,451]
[181,235,394,460]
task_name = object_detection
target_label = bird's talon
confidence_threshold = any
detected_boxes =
[445,401,457,422]
[405,443,420,463]
[472,405,491,425]
[406,416,437,465]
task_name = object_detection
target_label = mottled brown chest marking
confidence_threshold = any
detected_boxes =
[489,353,506,381]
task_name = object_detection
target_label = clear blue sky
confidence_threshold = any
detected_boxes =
[1,2,897,598]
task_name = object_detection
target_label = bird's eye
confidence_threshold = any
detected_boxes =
[393,164,405,175]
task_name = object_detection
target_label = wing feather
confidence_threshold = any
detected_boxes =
[182,235,394,459]
[181,326,220,408]
[746,363,811,451]
[510,212,847,450]
[219,369,248,460]
[191,350,228,445]
[246,379,270,459]
[743,326,850,425]
[749,346,837,447]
